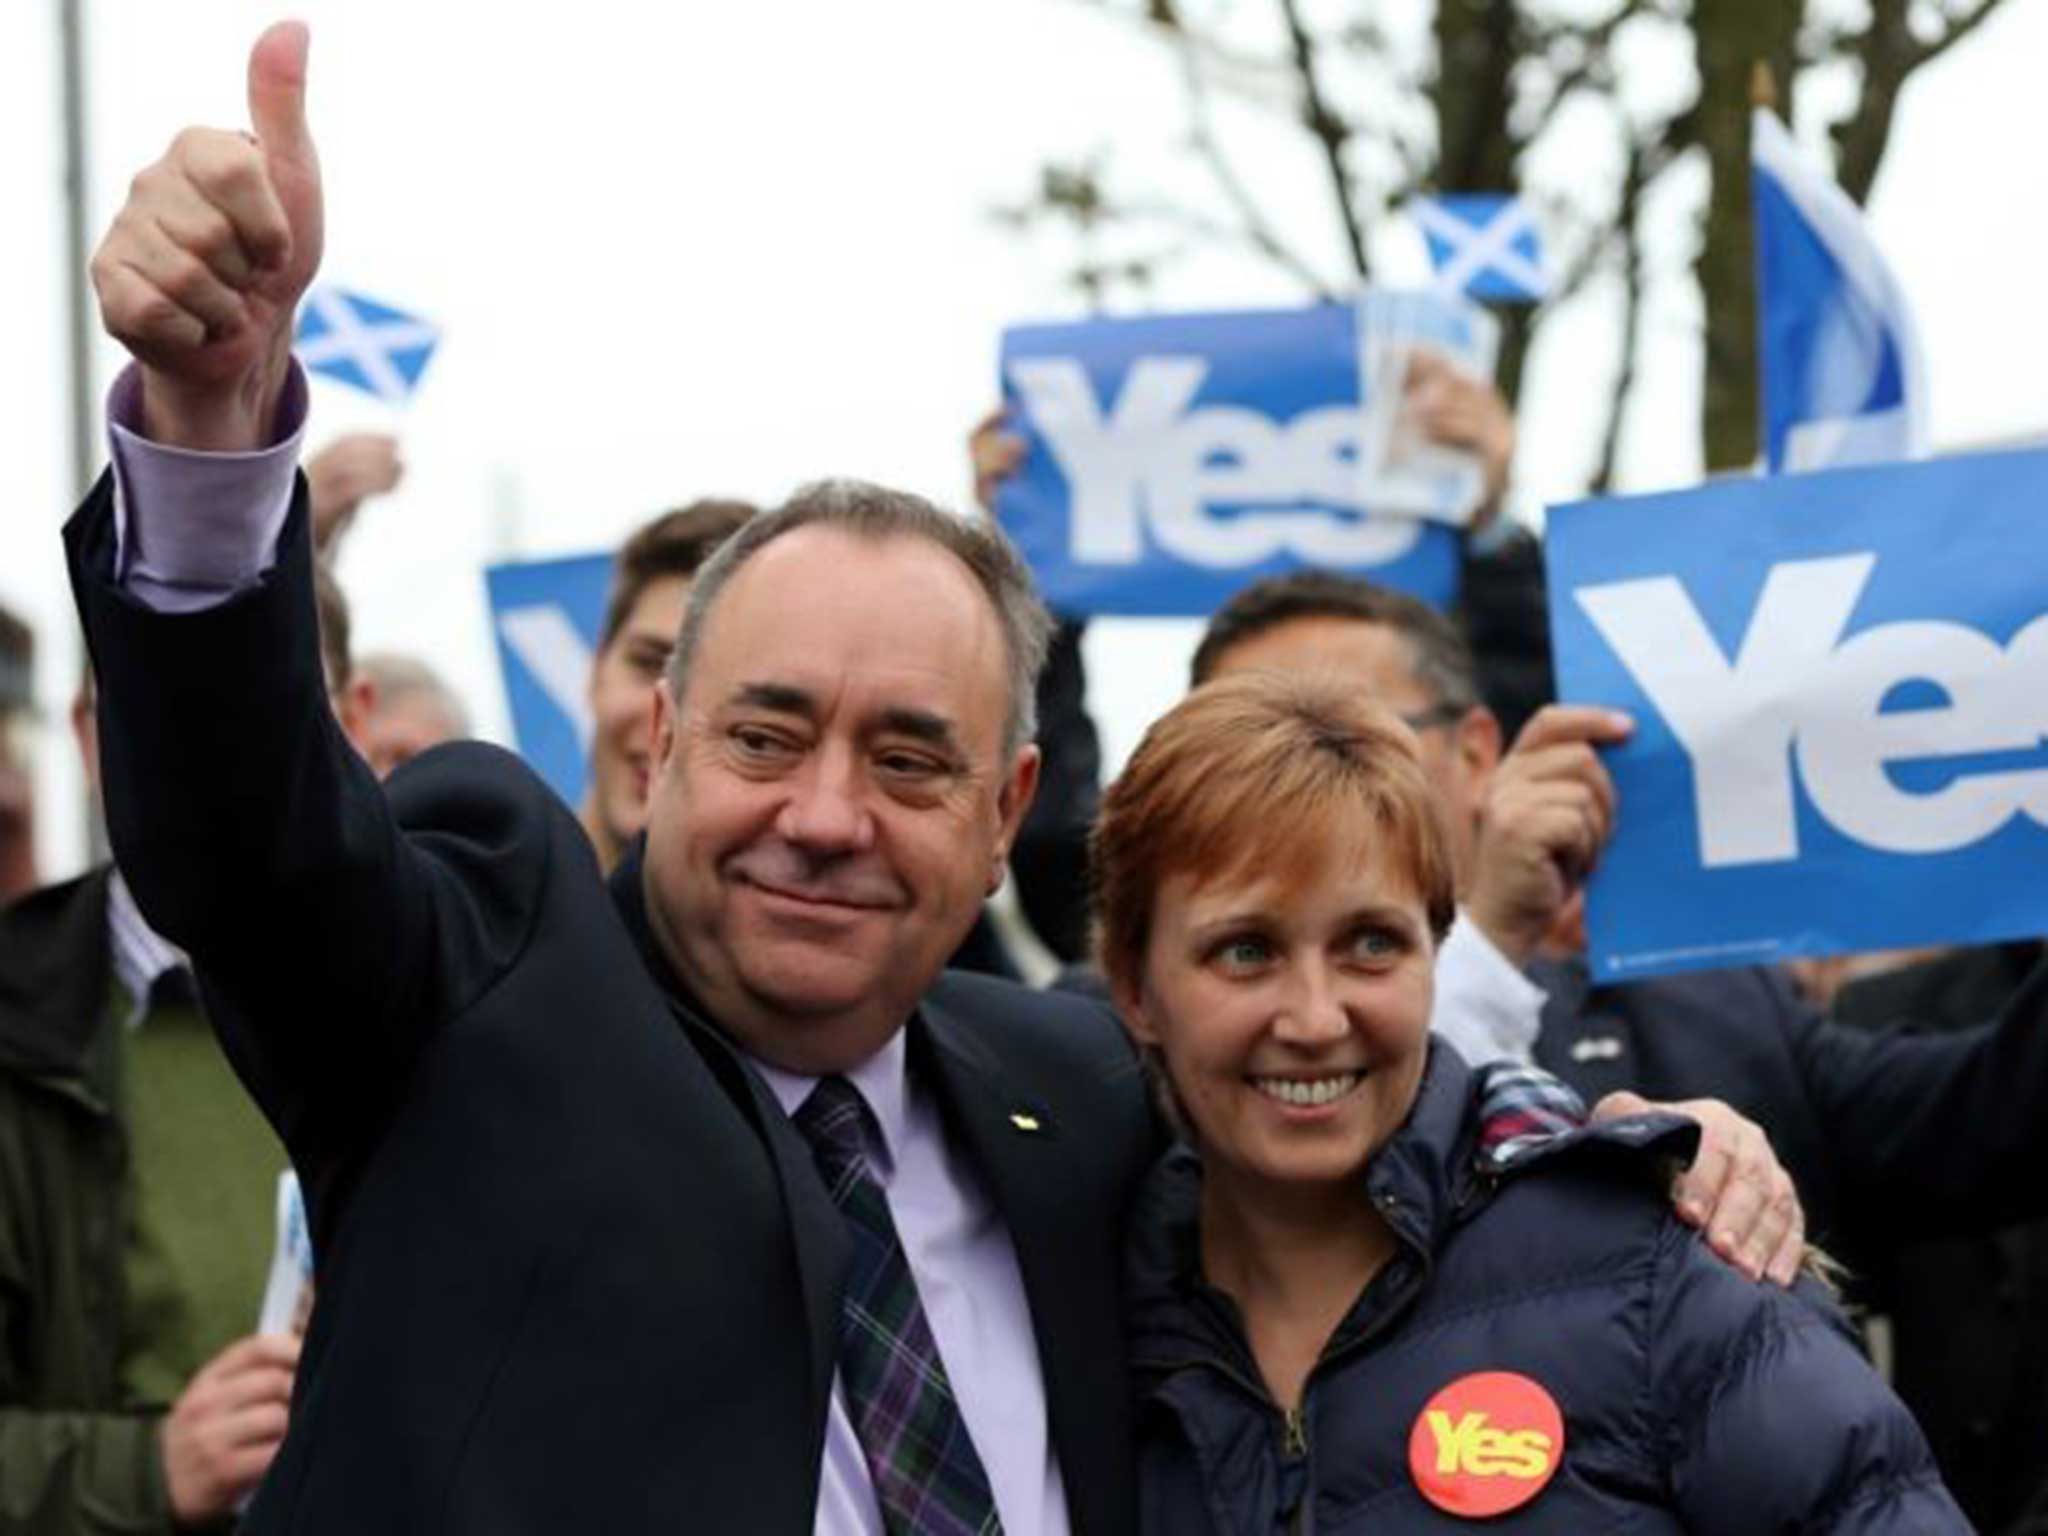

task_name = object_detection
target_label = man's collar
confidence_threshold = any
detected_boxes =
[748,1029,910,1180]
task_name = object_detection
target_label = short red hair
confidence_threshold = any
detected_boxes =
[1092,671,1457,1004]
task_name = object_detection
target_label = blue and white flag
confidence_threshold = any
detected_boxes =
[295,286,441,404]
[1752,110,1927,473]
[483,554,612,807]
[997,301,1498,616]
[1548,449,2048,982]
[1411,195,1547,304]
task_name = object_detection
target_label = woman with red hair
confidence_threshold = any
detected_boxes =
[1095,670,1962,1531]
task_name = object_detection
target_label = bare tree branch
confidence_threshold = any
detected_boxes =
[1002,0,1959,476]
[1277,0,1371,278]
[1593,140,1652,492]
[1517,0,1650,149]
[1832,0,2010,203]
[1170,26,1337,297]
[1068,0,1302,109]
[1914,0,2010,65]
[1535,215,1620,317]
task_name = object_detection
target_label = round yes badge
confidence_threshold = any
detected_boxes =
[1408,1371,1564,1518]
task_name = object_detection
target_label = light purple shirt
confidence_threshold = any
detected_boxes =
[105,365,307,613]
[104,362,1071,1535]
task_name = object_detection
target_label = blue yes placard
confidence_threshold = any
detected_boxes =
[997,304,1460,616]
[482,554,611,808]
[1547,449,2048,981]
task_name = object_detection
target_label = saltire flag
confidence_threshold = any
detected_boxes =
[1412,195,1548,304]
[295,286,441,404]
[1752,109,1927,473]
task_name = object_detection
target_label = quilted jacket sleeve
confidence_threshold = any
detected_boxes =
[1650,1217,1970,1532]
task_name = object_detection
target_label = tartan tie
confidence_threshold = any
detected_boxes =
[794,1076,1003,1536]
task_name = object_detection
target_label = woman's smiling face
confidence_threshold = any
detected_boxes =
[1123,827,1437,1196]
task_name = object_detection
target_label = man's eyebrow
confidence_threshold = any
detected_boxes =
[730,682,816,717]
[877,707,961,751]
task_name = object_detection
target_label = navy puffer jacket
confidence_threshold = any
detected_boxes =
[1128,1044,1968,1533]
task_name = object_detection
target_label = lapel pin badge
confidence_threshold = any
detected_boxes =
[1008,1111,1043,1134]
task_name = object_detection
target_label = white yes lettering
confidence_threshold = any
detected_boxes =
[1575,554,2048,865]
[1006,356,1422,569]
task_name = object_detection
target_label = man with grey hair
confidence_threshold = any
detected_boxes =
[62,30,1154,1531]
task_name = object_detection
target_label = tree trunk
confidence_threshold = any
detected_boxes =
[1692,0,1799,472]
[1431,0,1533,399]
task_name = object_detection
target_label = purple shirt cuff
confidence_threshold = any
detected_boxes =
[107,363,310,614]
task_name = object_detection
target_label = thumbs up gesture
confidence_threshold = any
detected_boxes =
[90,21,323,451]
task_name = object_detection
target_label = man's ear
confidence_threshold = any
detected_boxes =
[987,743,1042,895]
[649,685,679,776]
[1451,704,1504,792]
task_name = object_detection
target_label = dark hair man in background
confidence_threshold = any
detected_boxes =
[580,500,755,872]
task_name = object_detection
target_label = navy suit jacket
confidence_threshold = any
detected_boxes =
[67,473,1155,1534]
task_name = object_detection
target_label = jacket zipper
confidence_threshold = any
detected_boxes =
[1135,1201,1438,1529]
[1283,1403,1308,1459]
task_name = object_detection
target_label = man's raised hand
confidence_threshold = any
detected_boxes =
[1464,703,1632,966]
[90,20,322,452]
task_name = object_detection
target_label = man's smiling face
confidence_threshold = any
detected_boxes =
[642,524,1037,1073]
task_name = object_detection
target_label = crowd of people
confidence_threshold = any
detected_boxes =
[5,19,2048,1535]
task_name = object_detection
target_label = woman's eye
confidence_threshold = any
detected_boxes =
[1213,936,1272,972]
[1349,927,1401,962]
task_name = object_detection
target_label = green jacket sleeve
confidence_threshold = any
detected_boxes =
[0,1405,175,1535]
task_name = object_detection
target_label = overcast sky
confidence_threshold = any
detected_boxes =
[7,0,2048,883]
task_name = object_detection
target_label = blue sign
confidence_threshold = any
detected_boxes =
[295,286,441,404]
[997,304,1459,616]
[1548,449,2048,981]
[483,554,610,807]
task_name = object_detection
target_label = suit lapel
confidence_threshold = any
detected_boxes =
[691,1019,849,1427]
[911,998,1120,1536]
[608,848,848,1447]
